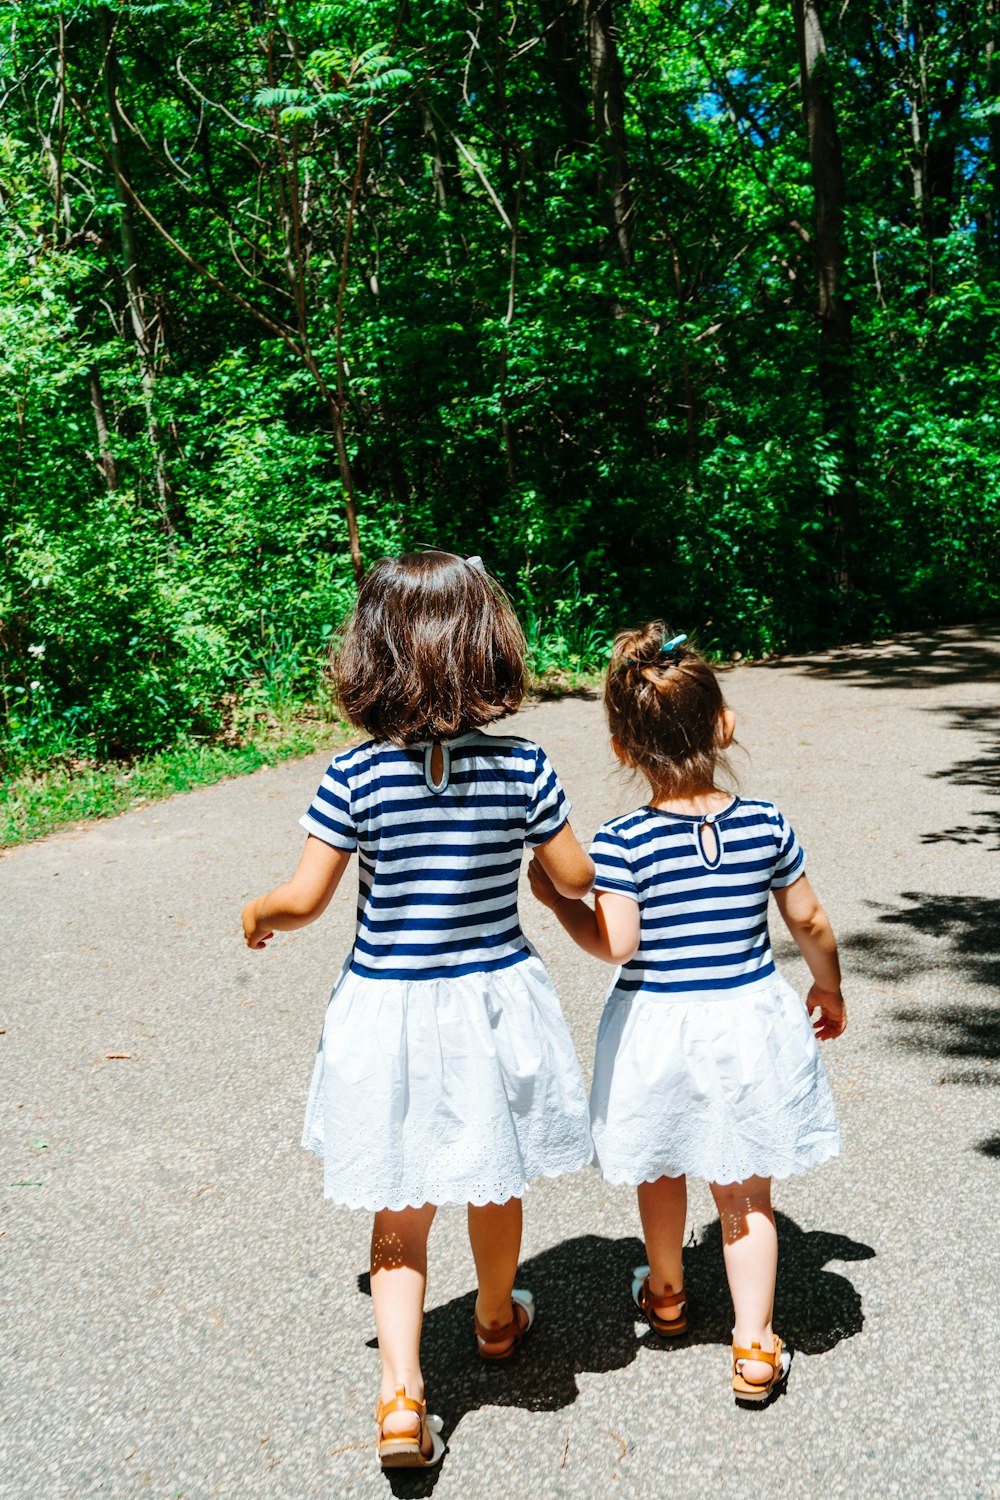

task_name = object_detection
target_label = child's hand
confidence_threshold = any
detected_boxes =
[808,984,846,1040]
[528,855,562,909]
[242,900,274,950]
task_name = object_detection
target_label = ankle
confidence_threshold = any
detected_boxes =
[646,1257,684,1297]
[380,1373,425,1405]
[733,1326,775,1356]
[474,1292,513,1329]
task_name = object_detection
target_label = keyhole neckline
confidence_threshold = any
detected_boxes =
[423,741,451,794]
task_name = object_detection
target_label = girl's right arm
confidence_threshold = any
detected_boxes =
[528,856,639,963]
[772,874,847,1038]
[242,835,352,949]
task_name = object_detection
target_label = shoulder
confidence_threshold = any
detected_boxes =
[329,737,376,769]
[470,732,539,754]
[466,734,550,773]
[593,807,655,844]
[729,797,787,827]
[729,799,799,855]
[327,738,409,780]
[476,733,542,758]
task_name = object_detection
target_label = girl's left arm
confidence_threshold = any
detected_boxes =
[242,835,352,949]
[531,821,595,899]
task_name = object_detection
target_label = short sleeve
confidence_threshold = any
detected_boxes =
[590,825,639,900]
[770,809,806,888]
[299,758,357,850]
[524,746,571,847]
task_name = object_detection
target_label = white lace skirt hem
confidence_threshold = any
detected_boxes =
[590,971,841,1186]
[302,952,593,1211]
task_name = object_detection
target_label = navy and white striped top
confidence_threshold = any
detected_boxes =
[590,798,805,1001]
[300,732,570,981]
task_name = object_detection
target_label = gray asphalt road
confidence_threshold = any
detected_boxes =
[2,625,999,1500]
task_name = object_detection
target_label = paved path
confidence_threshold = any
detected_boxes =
[2,625,999,1499]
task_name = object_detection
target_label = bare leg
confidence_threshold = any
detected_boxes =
[710,1175,778,1383]
[637,1174,687,1295]
[468,1197,523,1351]
[371,1204,436,1449]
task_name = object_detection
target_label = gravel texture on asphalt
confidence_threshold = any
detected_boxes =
[2,624,999,1500]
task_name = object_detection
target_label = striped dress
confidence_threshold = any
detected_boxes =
[588,798,841,1185]
[299,732,593,1211]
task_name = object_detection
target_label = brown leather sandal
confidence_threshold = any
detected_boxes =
[374,1387,445,1468]
[631,1264,689,1337]
[474,1288,535,1360]
[731,1337,791,1404]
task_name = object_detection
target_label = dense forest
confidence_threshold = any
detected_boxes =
[2,0,998,771]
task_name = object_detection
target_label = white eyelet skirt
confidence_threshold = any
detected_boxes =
[302,951,593,1211]
[590,971,841,1186]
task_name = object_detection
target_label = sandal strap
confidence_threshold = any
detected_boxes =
[475,1298,529,1345]
[732,1339,781,1372]
[375,1387,426,1425]
[644,1279,686,1315]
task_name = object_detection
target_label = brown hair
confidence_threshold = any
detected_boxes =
[604,621,730,796]
[333,551,527,745]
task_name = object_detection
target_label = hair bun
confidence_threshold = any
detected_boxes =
[623,625,688,668]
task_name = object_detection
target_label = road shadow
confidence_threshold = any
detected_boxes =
[754,622,1000,692]
[361,1220,872,1493]
[842,892,1000,1136]
[842,890,1000,993]
[891,998,1000,1091]
[923,704,1000,850]
[527,682,601,704]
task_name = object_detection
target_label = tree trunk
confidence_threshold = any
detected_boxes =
[905,3,969,262]
[539,0,591,153]
[583,0,633,267]
[97,5,173,526]
[793,0,859,589]
[328,397,364,583]
[88,367,119,492]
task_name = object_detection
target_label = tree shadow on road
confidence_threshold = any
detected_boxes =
[755,623,1000,692]
[842,890,1000,992]
[842,892,1000,1141]
[922,704,1000,851]
[759,626,1000,848]
[361,1218,873,1494]
[891,997,1000,1092]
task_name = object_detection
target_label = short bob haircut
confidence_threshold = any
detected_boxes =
[605,620,731,797]
[333,551,527,745]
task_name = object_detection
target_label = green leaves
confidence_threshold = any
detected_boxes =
[2,0,1000,778]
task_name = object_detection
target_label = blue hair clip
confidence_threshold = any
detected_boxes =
[625,632,688,666]
[465,555,486,574]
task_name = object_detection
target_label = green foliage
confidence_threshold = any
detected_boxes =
[0,713,342,849]
[1,0,998,788]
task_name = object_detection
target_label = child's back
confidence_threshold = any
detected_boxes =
[299,728,593,1210]
[301,731,569,981]
[244,551,595,1468]
[591,797,804,999]
[531,621,846,1406]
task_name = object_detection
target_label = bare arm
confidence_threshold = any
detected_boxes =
[531,821,595,899]
[772,874,846,1038]
[242,835,352,949]
[528,858,640,963]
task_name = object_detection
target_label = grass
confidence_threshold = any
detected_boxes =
[0,668,605,851]
[0,712,347,851]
